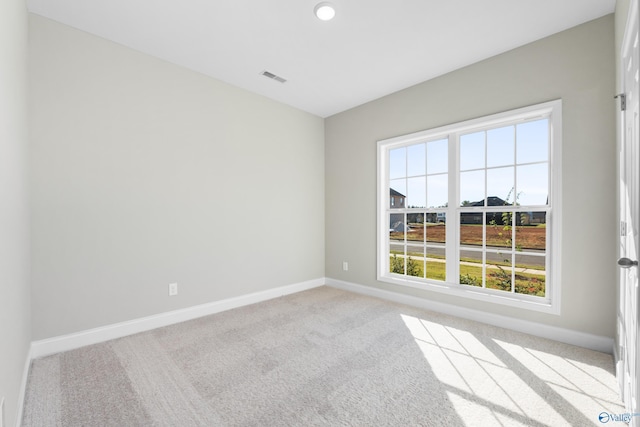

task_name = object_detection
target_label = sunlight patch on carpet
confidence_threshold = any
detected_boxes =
[401,314,624,426]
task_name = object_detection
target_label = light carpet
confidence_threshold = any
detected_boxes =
[22,286,625,426]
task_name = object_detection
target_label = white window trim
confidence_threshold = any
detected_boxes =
[377,100,562,315]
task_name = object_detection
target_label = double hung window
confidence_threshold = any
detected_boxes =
[377,100,561,313]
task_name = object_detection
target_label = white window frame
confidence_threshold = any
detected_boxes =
[377,100,562,315]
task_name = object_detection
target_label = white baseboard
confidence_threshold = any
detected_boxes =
[326,277,615,354]
[16,344,32,427]
[28,275,614,360]
[30,278,324,359]
[20,275,615,427]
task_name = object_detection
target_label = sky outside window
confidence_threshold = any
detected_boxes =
[389,118,549,208]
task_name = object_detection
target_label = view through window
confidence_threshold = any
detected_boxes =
[378,101,561,312]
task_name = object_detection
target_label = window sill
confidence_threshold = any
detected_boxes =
[377,274,560,315]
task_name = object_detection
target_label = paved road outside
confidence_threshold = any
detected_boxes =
[390,240,545,275]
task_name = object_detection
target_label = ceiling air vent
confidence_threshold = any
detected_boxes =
[260,70,287,84]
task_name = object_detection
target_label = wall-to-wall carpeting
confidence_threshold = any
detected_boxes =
[23,287,624,426]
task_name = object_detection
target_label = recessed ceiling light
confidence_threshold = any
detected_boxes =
[314,2,336,21]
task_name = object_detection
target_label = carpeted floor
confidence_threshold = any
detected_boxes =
[22,286,625,426]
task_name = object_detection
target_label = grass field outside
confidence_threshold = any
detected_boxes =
[389,254,545,296]
[389,219,546,296]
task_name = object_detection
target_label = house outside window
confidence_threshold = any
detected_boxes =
[390,189,405,209]
[377,100,562,314]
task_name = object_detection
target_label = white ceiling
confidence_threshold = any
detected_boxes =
[27,0,616,117]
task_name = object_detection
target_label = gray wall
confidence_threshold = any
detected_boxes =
[29,15,325,340]
[325,15,616,337]
[0,0,31,425]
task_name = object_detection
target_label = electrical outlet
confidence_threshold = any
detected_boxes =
[342,261,349,271]
[168,282,178,296]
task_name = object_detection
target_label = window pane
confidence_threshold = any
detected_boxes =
[427,138,448,174]
[517,163,548,206]
[460,213,483,246]
[515,254,546,296]
[460,170,484,206]
[486,249,512,268]
[389,147,406,179]
[407,176,426,208]
[487,125,515,168]
[486,211,513,249]
[390,253,405,275]
[406,244,424,257]
[407,212,425,226]
[406,214,424,243]
[389,211,405,274]
[460,253,482,287]
[460,131,485,171]
[426,246,445,281]
[427,174,448,208]
[514,214,546,297]
[390,179,406,209]
[487,167,514,205]
[515,212,546,251]
[515,253,545,271]
[405,247,424,278]
[426,222,446,245]
[517,119,548,164]
[389,213,405,243]
[407,143,426,177]
[389,240,404,258]
[486,251,513,292]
